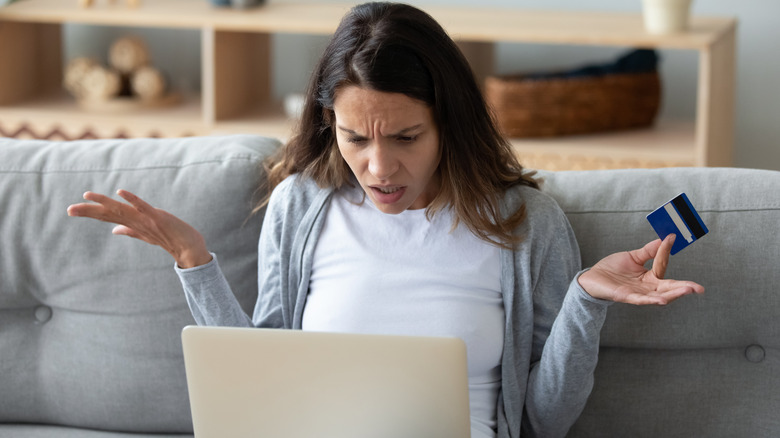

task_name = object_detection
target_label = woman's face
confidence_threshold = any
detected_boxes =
[333,85,441,214]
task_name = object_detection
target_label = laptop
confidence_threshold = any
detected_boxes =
[181,325,471,438]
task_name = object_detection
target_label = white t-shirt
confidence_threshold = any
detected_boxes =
[303,185,504,438]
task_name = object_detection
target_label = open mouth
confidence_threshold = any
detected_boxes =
[375,186,402,194]
[370,185,406,205]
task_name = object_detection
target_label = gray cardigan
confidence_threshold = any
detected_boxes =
[177,174,611,438]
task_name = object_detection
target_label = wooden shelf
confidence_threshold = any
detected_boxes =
[211,102,297,140]
[0,0,733,46]
[0,0,736,170]
[0,91,205,139]
[512,119,696,170]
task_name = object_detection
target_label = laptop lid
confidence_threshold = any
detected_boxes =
[181,325,471,438]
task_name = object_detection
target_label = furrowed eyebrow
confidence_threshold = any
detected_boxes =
[337,126,362,137]
[337,124,423,137]
[389,125,423,136]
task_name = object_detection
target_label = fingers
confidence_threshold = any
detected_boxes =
[67,192,98,217]
[112,224,135,237]
[66,202,92,218]
[625,293,669,306]
[628,238,663,267]
[625,279,705,306]
[67,190,149,225]
[651,234,676,279]
[626,234,675,280]
[67,190,206,266]
[112,224,156,246]
[623,287,692,306]
[654,287,698,306]
[117,189,154,215]
[82,190,112,204]
[67,191,117,217]
[658,279,705,296]
[67,196,111,220]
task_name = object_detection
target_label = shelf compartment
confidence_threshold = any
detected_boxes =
[511,119,696,170]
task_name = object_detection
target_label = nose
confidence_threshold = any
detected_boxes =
[367,142,399,181]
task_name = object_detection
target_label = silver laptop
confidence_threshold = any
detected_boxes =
[181,325,471,438]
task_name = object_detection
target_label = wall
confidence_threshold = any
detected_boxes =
[64,0,779,170]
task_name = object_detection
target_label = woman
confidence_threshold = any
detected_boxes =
[68,3,703,437]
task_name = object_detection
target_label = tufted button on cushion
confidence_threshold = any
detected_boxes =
[34,305,53,324]
[744,344,766,363]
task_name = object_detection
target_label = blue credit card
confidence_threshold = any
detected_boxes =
[646,193,708,255]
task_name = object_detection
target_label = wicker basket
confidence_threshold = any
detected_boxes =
[485,71,661,138]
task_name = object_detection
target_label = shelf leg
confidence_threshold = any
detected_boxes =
[696,23,736,167]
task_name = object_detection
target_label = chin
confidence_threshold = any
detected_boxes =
[368,196,410,214]
[374,203,407,215]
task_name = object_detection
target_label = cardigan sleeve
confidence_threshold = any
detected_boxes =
[174,177,298,328]
[175,253,254,327]
[176,175,329,329]
[250,178,290,328]
[523,273,611,437]
[519,192,611,437]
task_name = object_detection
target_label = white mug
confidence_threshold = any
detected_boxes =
[642,0,693,34]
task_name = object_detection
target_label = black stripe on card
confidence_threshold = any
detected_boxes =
[671,196,706,239]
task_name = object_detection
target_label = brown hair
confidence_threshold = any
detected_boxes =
[263,2,538,248]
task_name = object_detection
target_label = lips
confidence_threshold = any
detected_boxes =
[370,185,406,205]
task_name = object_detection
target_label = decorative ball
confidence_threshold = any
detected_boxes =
[63,57,99,99]
[80,66,122,101]
[109,36,149,74]
[131,66,166,100]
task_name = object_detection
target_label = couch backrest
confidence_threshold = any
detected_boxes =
[0,135,279,434]
[541,167,780,437]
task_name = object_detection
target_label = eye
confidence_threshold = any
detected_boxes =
[396,135,418,144]
[347,136,368,145]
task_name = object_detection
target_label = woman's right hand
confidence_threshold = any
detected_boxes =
[67,189,213,269]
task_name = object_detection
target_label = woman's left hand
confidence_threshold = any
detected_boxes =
[577,234,705,306]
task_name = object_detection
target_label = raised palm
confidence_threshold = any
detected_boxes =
[578,234,704,306]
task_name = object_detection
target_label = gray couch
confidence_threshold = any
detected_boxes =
[1,135,777,437]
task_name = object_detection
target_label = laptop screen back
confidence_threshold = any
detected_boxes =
[181,326,471,438]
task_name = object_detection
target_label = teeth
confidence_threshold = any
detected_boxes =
[377,186,400,194]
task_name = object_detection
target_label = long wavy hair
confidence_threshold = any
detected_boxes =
[263,1,538,248]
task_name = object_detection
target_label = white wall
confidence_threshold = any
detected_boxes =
[64,0,780,170]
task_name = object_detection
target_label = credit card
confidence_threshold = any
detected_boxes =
[646,193,708,255]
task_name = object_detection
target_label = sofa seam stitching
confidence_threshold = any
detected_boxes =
[0,155,259,174]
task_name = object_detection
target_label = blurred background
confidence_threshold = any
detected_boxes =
[63,0,779,170]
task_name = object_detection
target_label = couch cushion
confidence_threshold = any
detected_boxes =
[0,424,192,437]
[540,167,780,437]
[0,135,279,434]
